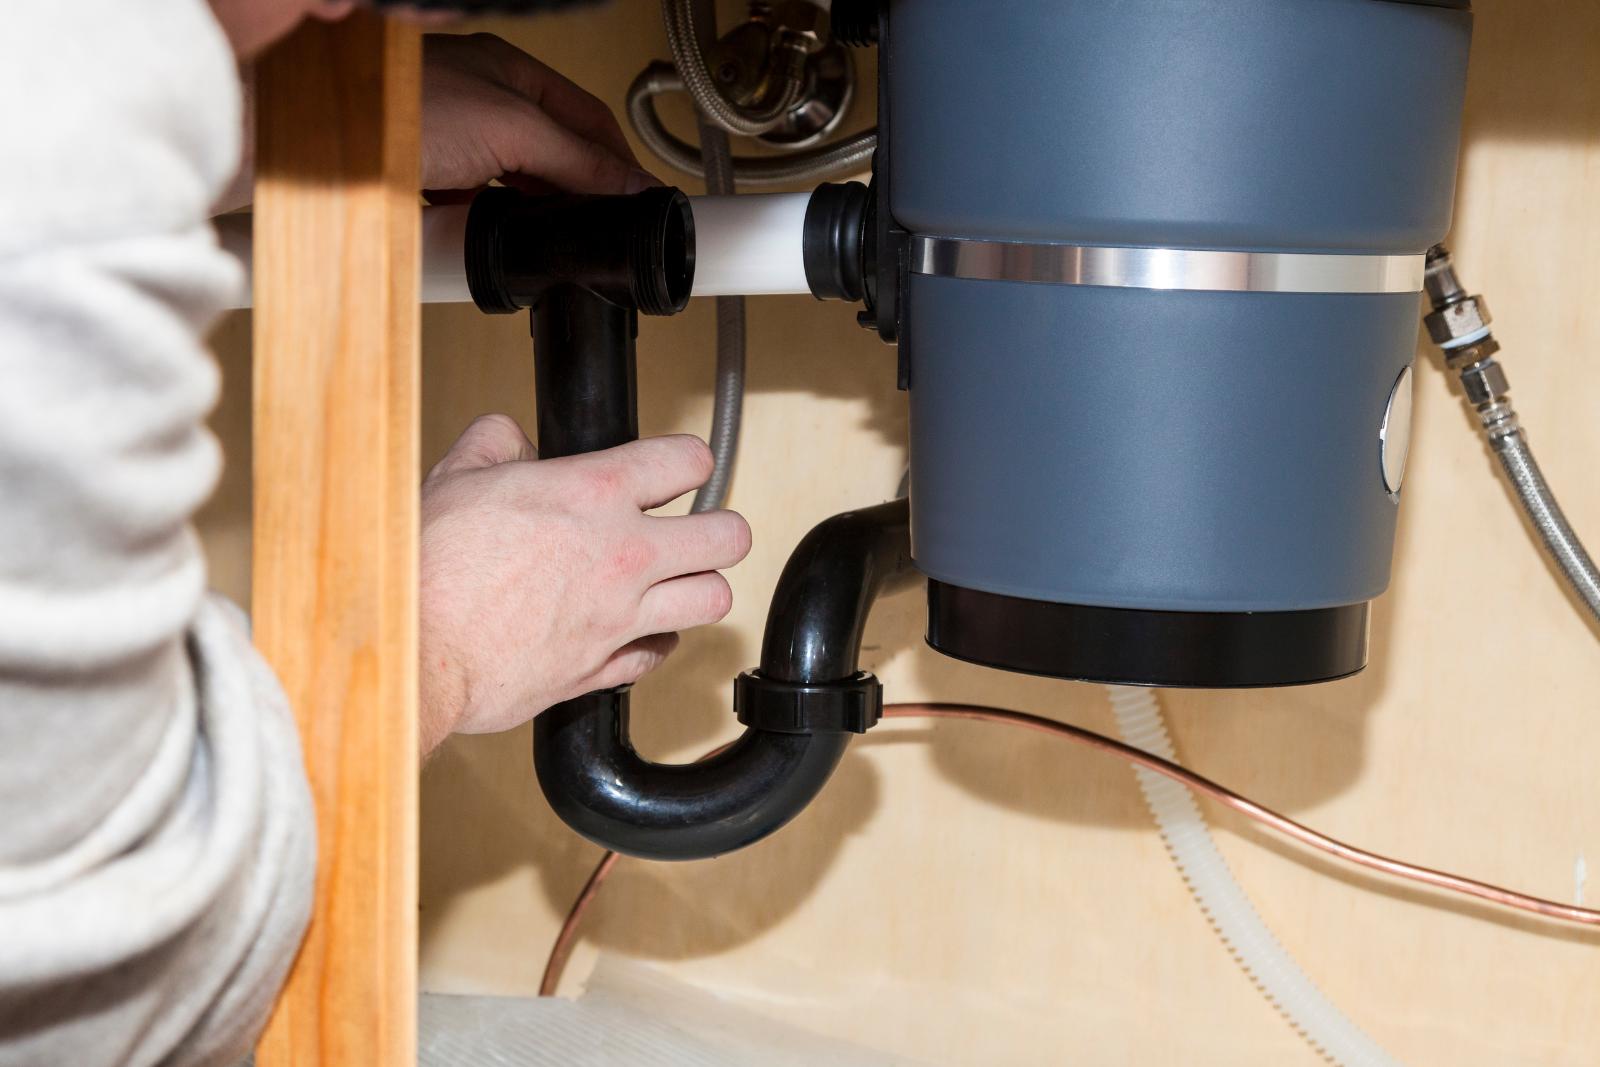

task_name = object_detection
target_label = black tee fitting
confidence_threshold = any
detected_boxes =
[465,186,695,316]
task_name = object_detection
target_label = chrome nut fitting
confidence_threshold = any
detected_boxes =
[1458,356,1510,408]
[1425,295,1492,347]
[1444,334,1501,371]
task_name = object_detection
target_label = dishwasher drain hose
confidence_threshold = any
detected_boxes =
[1107,686,1398,1067]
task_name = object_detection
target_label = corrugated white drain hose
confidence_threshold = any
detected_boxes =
[1105,686,1400,1067]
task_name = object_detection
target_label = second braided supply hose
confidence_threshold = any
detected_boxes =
[684,0,743,514]
[627,63,878,188]
[1492,433,1600,621]
[662,0,804,137]
[1105,686,1398,1067]
[688,92,745,513]
[1424,244,1600,626]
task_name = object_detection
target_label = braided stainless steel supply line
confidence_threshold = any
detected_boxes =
[1495,434,1600,621]
[1425,246,1600,624]
[628,63,878,187]
[686,0,746,514]
[662,0,805,136]
[692,289,746,512]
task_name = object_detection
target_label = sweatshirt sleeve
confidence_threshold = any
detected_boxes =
[0,3,315,1065]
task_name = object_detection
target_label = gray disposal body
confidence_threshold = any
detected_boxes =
[892,0,1473,686]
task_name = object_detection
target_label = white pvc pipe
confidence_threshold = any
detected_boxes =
[215,205,471,311]
[216,194,815,310]
[1105,686,1399,1067]
[688,193,812,297]
[420,204,473,305]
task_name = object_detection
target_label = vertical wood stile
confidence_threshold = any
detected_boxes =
[252,14,421,1066]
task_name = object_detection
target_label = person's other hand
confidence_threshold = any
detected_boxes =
[215,33,655,214]
[418,415,750,755]
[421,32,659,197]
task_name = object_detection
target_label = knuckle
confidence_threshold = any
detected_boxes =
[422,456,453,484]
[609,659,648,688]
[613,648,659,687]
[592,464,626,496]
[573,461,624,503]
[581,145,629,188]
[449,413,528,468]
[469,412,519,439]
[594,597,636,641]
[590,634,678,692]
[606,535,656,580]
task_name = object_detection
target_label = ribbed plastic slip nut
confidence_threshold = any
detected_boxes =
[733,670,883,734]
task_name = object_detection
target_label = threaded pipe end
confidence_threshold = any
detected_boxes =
[830,0,880,46]
[628,187,695,316]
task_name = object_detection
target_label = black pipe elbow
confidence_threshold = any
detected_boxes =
[533,498,916,861]
[756,498,916,680]
[533,696,849,861]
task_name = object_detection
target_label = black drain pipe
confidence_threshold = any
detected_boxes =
[467,187,915,861]
[536,498,913,860]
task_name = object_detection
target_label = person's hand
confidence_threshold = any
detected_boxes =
[418,415,750,755]
[215,33,656,214]
[421,32,659,197]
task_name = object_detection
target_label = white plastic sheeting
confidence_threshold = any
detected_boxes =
[420,956,929,1067]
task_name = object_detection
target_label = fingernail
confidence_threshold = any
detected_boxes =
[625,168,665,194]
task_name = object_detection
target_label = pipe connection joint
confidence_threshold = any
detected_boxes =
[1425,244,1518,440]
[802,180,871,303]
[733,670,883,734]
[1426,295,1493,349]
[1425,244,1497,356]
[465,186,695,316]
[1456,341,1510,406]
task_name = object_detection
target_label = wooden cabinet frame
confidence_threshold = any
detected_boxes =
[252,15,422,1066]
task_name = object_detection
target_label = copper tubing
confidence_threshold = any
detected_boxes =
[537,738,737,996]
[896,704,1600,925]
[538,702,1600,996]
[539,850,620,997]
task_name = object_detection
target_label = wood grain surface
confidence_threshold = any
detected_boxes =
[249,14,422,1067]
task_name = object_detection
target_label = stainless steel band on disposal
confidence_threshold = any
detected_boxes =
[910,236,1426,295]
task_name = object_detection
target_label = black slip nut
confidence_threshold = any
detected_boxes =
[733,670,883,734]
